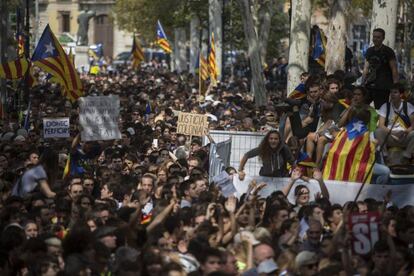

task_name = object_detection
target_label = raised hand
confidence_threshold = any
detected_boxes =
[225,196,237,213]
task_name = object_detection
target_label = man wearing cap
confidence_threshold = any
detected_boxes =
[95,226,117,251]
[295,251,319,276]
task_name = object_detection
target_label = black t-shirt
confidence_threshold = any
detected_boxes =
[365,44,396,89]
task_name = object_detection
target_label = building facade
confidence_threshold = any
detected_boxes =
[37,0,132,58]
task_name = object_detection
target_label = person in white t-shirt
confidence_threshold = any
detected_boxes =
[375,83,414,164]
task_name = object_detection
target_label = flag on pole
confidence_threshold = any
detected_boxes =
[288,83,306,99]
[32,24,83,102]
[198,51,209,95]
[62,153,71,179]
[312,27,327,67]
[17,33,25,57]
[0,58,29,79]
[131,36,144,69]
[156,20,172,54]
[323,119,375,183]
[209,32,218,86]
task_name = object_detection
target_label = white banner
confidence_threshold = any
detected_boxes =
[233,176,414,207]
[43,117,70,139]
[78,95,122,141]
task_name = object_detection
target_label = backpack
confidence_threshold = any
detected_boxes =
[385,101,411,128]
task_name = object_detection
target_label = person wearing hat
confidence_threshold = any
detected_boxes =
[95,226,117,251]
[294,251,319,276]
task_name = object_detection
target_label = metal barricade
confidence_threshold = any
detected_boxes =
[204,130,265,176]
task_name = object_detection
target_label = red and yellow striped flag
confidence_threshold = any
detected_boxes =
[0,58,29,80]
[200,53,209,81]
[209,32,218,86]
[323,120,375,183]
[131,36,144,69]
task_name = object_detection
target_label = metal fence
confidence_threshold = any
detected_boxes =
[204,130,265,176]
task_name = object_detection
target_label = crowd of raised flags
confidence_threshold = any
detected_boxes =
[0,25,83,102]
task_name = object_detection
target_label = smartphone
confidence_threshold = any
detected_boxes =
[152,139,158,149]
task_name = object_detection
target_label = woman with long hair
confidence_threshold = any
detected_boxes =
[238,130,294,179]
[12,148,58,198]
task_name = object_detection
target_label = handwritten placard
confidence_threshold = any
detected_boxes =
[78,95,122,141]
[177,112,209,137]
[43,117,70,139]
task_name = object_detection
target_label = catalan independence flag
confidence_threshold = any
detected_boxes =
[312,27,326,67]
[156,20,172,54]
[32,25,83,102]
[288,83,306,99]
[323,119,375,183]
[209,33,218,86]
[0,58,29,79]
[131,36,144,69]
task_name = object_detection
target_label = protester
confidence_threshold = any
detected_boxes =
[0,44,414,276]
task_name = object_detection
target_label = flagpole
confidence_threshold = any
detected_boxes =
[20,0,31,128]
[353,108,404,203]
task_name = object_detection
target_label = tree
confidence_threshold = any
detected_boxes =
[370,0,399,49]
[287,0,312,96]
[325,0,350,74]
[237,0,267,106]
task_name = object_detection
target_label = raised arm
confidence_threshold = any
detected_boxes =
[313,169,329,200]
[282,168,301,196]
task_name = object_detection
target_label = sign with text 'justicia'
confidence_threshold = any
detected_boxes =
[78,95,122,141]
[177,112,209,137]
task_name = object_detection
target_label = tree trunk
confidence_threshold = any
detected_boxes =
[209,0,223,80]
[237,0,267,107]
[370,0,398,49]
[325,0,349,75]
[173,27,187,73]
[190,16,200,75]
[0,2,9,113]
[258,0,277,65]
[287,0,311,97]
[403,1,412,77]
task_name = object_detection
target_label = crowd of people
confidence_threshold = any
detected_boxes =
[0,27,413,276]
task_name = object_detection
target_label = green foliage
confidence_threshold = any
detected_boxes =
[266,10,289,60]
[113,0,209,44]
[351,0,372,16]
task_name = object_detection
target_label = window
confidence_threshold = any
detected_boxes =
[60,12,70,33]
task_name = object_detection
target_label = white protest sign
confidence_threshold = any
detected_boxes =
[177,112,209,137]
[78,95,122,141]
[233,176,414,207]
[43,118,70,139]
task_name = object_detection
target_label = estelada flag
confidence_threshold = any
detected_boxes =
[156,20,172,54]
[312,27,327,67]
[0,58,29,79]
[323,119,375,183]
[32,24,83,102]
[288,83,306,99]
